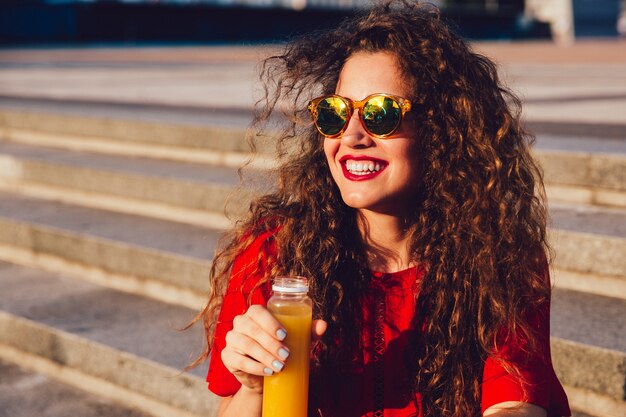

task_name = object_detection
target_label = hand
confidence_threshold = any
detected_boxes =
[311,319,328,343]
[221,304,327,394]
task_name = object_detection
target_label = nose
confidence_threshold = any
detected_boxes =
[341,110,374,148]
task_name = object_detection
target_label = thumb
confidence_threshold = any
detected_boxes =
[311,319,327,341]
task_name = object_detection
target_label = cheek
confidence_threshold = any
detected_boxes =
[323,139,339,164]
[406,151,425,186]
[393,143,424,183]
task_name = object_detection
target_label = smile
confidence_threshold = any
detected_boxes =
[345,160,383,175]
[339,156,388,181]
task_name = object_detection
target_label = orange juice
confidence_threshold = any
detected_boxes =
[263,277,312,417]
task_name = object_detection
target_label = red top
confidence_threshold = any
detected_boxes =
[206,230,571,417]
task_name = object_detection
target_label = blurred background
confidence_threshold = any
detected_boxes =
[0,0,624,44]
[0,1,624,417]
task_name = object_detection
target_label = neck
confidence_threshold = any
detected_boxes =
[357,209,413,273]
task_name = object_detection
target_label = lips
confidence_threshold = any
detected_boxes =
[339,155,388,181]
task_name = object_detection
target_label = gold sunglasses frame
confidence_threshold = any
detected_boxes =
[307,93,412,139]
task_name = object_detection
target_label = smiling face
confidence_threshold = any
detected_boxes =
[324,51,423,216]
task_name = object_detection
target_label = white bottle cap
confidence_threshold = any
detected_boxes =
[272,276,309,293]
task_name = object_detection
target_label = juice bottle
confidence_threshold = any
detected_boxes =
[262,276,312,417]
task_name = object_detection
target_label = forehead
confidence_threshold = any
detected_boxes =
[335,51,409,99]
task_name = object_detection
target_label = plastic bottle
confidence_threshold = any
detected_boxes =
[262,276,312,417]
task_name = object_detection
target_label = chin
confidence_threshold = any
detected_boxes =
[341,199,369,210]
[340,194,383,211]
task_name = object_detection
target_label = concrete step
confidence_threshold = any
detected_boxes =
[0,95,254,129]
[549,202,626,299]
[2,107,625,207]
[0,106,275,169]
[0,191,218,309]
[0,182,623,301]
[0,134,623,247]
[535,134,626,208]
[0,357,152,417]
[0,261,218,417]
[550,288,626,417]
[0,262,623,417]
[1,135,624,234]
[0,141,259,228]
[0,191,623,304]
[0,44,622,417]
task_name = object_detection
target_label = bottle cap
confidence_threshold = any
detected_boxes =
[272,276,309,293]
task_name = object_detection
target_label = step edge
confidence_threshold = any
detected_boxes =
[546,184,626,209]
[564,383,626,417]
[1,128,276,166]
[0,245,207,311]
[0,217,211,293]
[0,311,622,412]
[551,337,626,401]
[549,229,626,278]
[0,152,246,212]
[0,312,219,416]
[0,204,622,294]
[552,268,626,300]
[0,108,247,144]
[0,180,233,230]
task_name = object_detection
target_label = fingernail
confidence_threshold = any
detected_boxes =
[263,367,274,376]
[278,347,290,360]
[276,329,287,340]
[272,360,284,372]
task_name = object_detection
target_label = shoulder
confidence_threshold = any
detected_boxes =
[224,222,281,309]
[231,223,280,278]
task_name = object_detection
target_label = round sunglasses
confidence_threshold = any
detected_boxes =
[307,93,412,139]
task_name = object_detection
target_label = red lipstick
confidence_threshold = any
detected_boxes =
[339,155,388,181]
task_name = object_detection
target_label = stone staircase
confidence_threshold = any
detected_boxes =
[0,47,625,416]
[0,104,624,417]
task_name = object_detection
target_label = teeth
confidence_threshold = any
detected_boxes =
[345,160,384,174]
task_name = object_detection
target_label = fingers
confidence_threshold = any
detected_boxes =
[221,343,276,377]
[244,304,287,341]
[220,347,264,394]
[225,329,287,374]
[312,319,328,341]
[222,305,290,381]
[236,305,290,362]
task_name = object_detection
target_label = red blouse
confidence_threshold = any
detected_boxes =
[206,230,571,417]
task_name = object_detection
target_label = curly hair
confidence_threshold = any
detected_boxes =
[187,1,551,416]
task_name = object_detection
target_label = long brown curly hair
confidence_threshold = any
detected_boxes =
[187,1,551,416]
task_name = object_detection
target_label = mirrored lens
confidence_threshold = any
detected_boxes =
[315,97,348,136]
[362,96,401,136]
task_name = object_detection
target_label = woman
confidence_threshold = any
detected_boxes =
[188,1,571,416]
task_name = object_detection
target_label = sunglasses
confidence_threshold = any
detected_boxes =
[307,93,412,139]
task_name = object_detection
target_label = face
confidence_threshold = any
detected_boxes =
[324,51,423,216]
